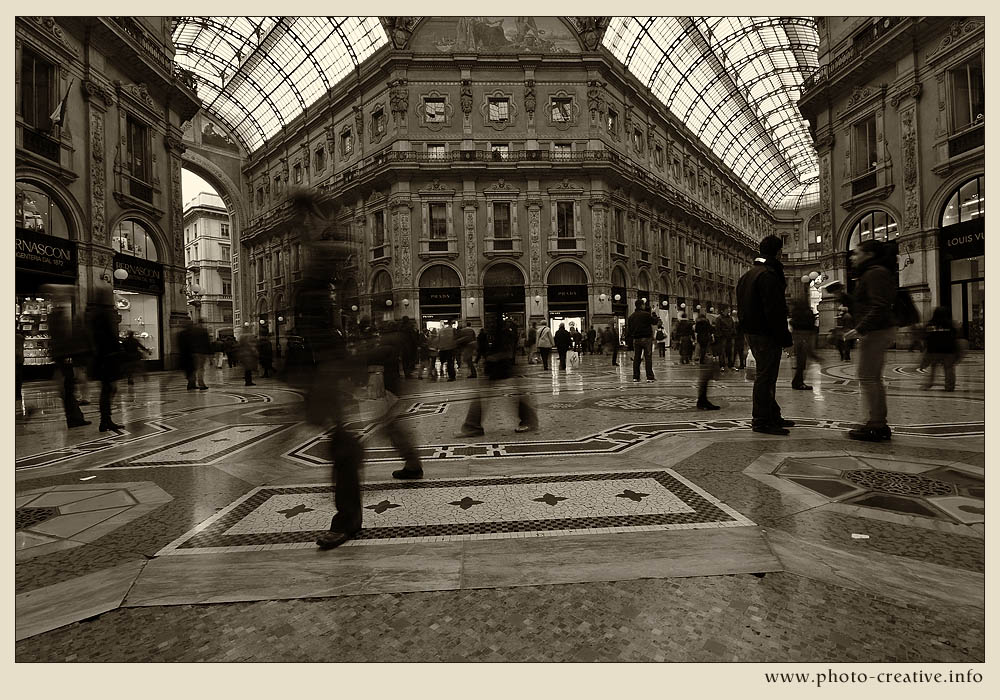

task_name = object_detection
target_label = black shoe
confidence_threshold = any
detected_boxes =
[99,422,124,433]
[779,419,795,427]
[198,385,209,390]
[315,530,354,550]
[187,385,196,391]
[646,378,656,382]
[514,424,538,433]
[392,467,424,480]
[848,427,888,442]
[67,419,92,428]
[77,399,90,406]
[877,426,892,439]
[245,382,256,386]
[696,399,721,410]
[791,384,812,390]
[752,424,790,435]
[455,426,485,438]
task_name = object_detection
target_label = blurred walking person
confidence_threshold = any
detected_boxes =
[457,308,538,438]
[674,313,694,364]
[237,331,259,386]
[714,306,737,370]
[922,306,959,391]
[45,285,90,428]
[554,322,572,370]
[694,313,714,364]
[458,320,477,378]
[838,239,898,442]
[627,299,656,382]
[536,323,554,370]
[258,334,274,378]
[438,319,457,381]
[87,287,125,432]
[789,299,822,390]
[121,331,150,385]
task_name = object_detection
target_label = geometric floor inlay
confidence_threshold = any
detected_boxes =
[98,423,297,469]
[156,469,755,555]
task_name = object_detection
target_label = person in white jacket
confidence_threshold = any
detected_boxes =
[535,324,554,370]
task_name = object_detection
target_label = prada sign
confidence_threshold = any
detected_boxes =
[15,228,77,278]
[419,287,461,306]
[547,285,588,303]
[114,253,164,294]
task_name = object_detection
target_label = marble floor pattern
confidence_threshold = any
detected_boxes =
[13,350,986,661]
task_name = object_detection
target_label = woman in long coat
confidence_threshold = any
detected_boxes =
[237,333,259,386]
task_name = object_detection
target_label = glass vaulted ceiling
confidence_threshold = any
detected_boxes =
[171,17,818,210]
[603,17,820,210]
[172,17,387,153]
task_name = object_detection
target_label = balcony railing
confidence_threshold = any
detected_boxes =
[110,17,172,73]
[803,18,905,92]
[949,123,984,158]
[851,171,877,197]
[22,127,60,162]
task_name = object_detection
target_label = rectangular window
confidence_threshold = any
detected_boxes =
[427,143,446,160]
[256,188,264,206]
[556,202,574,238]
[273,252,282,280]
[221,223,230,237]
[192,244,198,259]
[614,209,624,242]
[193,222,198,236]
[424,98,445,123]
[950,56,984,131]
[654,144,664,167]
[553,142,572,160]
[551,98,572,123]
[639,220,648,250]
[853,115,877,176]
[373,108,386,135]
[126,115,151,182]
[273,176,281,194]
[373,211,385,245]
[607,107,618,134]
[293,164,302,183]
[342,129,353,155]
[222,281,232,296]
[490,143,509,161]
[220,245,230,261]
[488,98,510,123]
[293,244,300,271]
[493,202,511,239]
[429,203,447,239]
[315,148,325,171]
[20,48,53,130]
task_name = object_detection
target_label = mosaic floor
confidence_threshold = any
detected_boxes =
[13,350,986,664]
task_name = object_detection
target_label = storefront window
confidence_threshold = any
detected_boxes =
[112,219,159,261]
[15,182,69,237]
[848,210,898,250]
[114,290,161,361]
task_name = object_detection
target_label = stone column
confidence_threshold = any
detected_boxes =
[588,194,612,326]
[462,196,481,321]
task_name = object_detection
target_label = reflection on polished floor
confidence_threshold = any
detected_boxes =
[14,349,985,662]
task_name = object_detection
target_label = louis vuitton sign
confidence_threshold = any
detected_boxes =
[113,253,164,294]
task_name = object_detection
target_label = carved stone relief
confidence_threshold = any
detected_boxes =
[900,106,921,232]
[90,111,106,244]
[527,202,542,286]
[590,199,608,283]
[524,80,536,116]
[464,205,478,286]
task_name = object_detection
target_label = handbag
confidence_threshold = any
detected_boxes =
[567,350,579,366]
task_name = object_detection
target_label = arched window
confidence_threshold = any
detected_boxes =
[15,181,69,238]
[847,210,898,250]
[806,214,822,259]
[941,175,984,227]
[547,262,587,286]
[113,219,159,261]
[372,269,392,294]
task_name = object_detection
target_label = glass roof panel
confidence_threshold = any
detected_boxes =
[604,16,819,209]
[172,17,388,153]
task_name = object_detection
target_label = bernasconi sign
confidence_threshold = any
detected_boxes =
[15,228,77,278]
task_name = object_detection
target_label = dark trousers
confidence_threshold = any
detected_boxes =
[328,427,365,535]
[923,352,956,391]
[719,338,735,367]
[244,370,254,385]
[538,347,551,369]
[678,338,694,363]
[439,349,456,380]
[657,342,666,357]
[59,362,85,424]
[792,330,821,387]
[697,338,711,363]
[99,378,116,426]
[557,348,568,370]
[746,334,783,427]
[463,387,538,431]
[611,345,619,365]
[632,337,654,380]
[698,356,719,400]
[261,360,273,378]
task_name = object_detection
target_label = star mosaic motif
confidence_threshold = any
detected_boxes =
[448,496,485,510]
[616,489,650,502]
[276,504,314,519]
[365,500,402,514]
[533,493,568,506]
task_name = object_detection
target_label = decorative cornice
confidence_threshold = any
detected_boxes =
[928,18,985,63]
[26,17,78,57]
[571,17,610,51]
[890,82,922,109]
[380,17,419,50]
[164,135,186,156]
[82,79,114,106]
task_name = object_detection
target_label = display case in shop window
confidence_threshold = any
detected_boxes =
[17,297,54,366]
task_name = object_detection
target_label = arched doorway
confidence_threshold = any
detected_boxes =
[938,175,984,348]
[15,179,79,379]
[546,261,589,336]
[370,269,393,322]
[637,270,652,309]
[112,217,166,367]
[483,262,526,335]
[419,264,462,329]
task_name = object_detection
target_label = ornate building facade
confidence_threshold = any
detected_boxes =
[798,17,985,346]
[236,17,772,344]
[15,17,200,372]
[182,192,234,340]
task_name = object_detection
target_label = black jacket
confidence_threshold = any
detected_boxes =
[554,328,572,351]
[736,258,792,346]
[843,259,897,334]
[626,309,656,339]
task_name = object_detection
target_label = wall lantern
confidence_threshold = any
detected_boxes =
[599,293,607,302]
[386,299,393,307]
[402,298,410,307]
[614,294,621,302]
[661,300,669,308]
[350,304,359,312]
[641,297,647,303]
[259,319,267,326]
[680,303,686,309]
[534,295,542,304]
[113,268,129,281]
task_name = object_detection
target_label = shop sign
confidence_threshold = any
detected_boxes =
[939,226,984,260]
[547,285,588,303]
[419,287,461,306]
[15,228,77,278]
[114,253,164,294]
[484,285,524,304]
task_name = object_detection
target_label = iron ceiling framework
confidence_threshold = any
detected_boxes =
[602,16,820,210]
[170,16,818,210]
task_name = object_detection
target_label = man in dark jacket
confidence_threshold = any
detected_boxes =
[714,307,737,370]
[87,287,125,432]
[626,299,656,382]
[456,320,477,378]
[840,239,898,442]
[736,235,794,435]
[554,322,572,370]
[694,313,714,364]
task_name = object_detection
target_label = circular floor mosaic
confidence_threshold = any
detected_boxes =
[546,394,749,412]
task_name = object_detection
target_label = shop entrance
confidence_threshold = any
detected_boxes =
[419,265,462,331]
